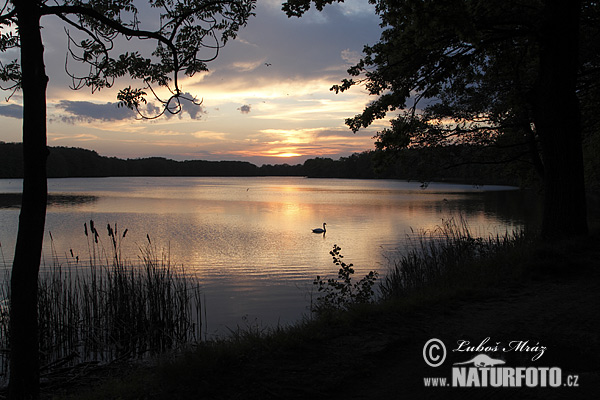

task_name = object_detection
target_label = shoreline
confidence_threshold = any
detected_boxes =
[45,233,600,399]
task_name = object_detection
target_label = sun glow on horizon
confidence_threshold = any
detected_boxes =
[274,152,302,158]
[0,1,384,164]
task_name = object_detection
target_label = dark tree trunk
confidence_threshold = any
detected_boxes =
[534,0,588,240]
[524,123,545,180]
[9,3,48,399]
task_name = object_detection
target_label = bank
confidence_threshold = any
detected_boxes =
[42,231,600,400]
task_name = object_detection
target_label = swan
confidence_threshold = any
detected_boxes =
[312,223,326,233]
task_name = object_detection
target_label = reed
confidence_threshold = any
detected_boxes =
[379,216,532,299]
[0,221,203,383]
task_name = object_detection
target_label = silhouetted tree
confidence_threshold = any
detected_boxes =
[284,0,599,239]
[0,1,255,398]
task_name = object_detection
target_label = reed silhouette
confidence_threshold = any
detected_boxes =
[0,221,204,382]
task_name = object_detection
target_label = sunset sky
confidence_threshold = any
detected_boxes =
[0,0,386,166]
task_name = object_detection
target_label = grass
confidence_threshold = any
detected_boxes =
[47,216,562,400]
[0,221,204,386]
[307,216,534,317]
[379,216,534,300]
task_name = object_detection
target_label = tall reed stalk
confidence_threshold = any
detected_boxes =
[379,216,531,299]
[0,221,204,383]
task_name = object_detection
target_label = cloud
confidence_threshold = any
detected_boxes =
[198,1,381,88]
[177,94,205,120]
[258,128,316,145]
[238,104,251,114]
[157,94,206,120]
[230,60,265,72]
[0,104,23,119]
[51,93,205,123]
[0,1,382,164]
[53,100,135,123]
[341,49,361,65]
[49,133,100,142]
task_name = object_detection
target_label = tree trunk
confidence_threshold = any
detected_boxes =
[9,3,48,399]
[534,0,588,240]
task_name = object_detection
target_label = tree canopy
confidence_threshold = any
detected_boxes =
[1,0,255,117]
[284,0,598,239]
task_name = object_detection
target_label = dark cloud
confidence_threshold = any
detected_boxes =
[176,93,205,120]
[0,104,23,119]
[54,100,134,123]
[53,93,205,123]
[238,104,251,114]
[210,2,381,84]
[144,103,162,117]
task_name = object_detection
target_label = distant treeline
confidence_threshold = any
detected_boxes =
[0,142,525,185]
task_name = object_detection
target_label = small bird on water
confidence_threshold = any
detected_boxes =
[312,223,326,234]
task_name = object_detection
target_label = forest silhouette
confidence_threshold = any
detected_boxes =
[0,142,528,186]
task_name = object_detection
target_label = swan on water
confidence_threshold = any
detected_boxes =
[312,223,326,233]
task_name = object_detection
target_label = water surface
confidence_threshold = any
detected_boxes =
[0,177,536,335]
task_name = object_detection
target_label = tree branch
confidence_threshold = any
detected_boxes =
[0,1,16,23]
[41,3,181,91]
[42,4,171,44]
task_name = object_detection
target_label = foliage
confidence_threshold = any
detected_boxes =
[284,0,598,163]
[284,0,595,238]
[0,0,256,117]
[312,245,378,313]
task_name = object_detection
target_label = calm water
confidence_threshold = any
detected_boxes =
[0,177,536,336]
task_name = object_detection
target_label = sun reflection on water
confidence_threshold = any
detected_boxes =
[0,177,537,333]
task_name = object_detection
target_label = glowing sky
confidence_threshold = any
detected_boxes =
[0,0,385,166]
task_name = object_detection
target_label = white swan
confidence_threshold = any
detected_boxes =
[312,223,326,233]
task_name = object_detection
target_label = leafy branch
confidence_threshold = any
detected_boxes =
[312,244,378,313]
[0,0,256,119]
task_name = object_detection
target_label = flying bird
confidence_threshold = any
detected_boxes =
[265,63,272,66]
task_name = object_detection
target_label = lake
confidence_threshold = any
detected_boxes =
[0,177,537,336]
